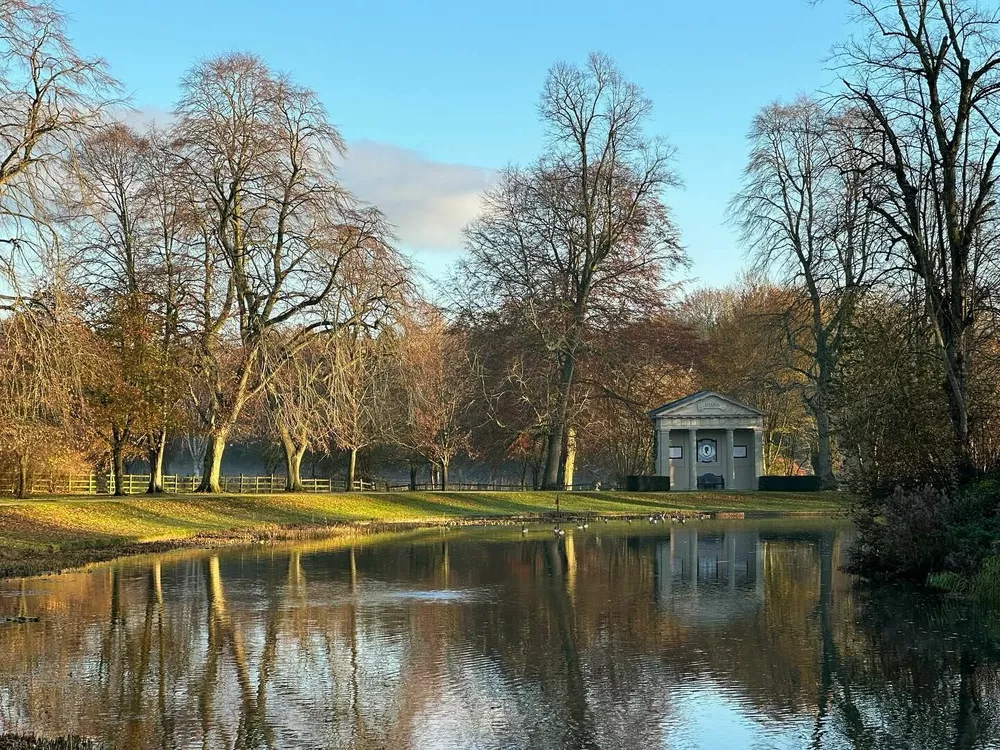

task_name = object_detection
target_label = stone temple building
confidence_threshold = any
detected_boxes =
[648,391,764,491]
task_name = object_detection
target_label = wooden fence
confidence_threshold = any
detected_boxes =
[2,473,597,497]
[386,481,600,492]
[1,473,378,497]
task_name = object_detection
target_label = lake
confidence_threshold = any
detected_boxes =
[1,518,999,749]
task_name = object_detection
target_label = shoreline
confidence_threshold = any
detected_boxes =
[0,490,846,581]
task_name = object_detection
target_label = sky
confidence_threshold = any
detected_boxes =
[59,0,857,288]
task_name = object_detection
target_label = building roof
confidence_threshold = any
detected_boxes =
[647,390,765,419]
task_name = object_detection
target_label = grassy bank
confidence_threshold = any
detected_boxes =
[0,489,844,579]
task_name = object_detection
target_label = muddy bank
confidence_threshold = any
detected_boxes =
[0,735,103,749]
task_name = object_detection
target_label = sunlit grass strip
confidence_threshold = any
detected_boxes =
[0,490,845,577]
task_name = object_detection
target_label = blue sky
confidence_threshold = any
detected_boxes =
[60,0,855,287]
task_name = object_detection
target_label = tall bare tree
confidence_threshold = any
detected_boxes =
[731,98,881,488]
[65,125,159,494]
[141,129,193,492]
[460,53,685,489]
[839,0,1000,475]
[0,1,119,494]
[173,53,392,492]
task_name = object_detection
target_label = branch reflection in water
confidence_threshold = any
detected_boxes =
[0,519,998,749]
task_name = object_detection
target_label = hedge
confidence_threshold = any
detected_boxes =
[625,475,671,492]
[757,475,822,492]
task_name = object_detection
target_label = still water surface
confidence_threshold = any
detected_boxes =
[1,519,999,749]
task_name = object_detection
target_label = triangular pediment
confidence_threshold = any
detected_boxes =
[649,391,763,419]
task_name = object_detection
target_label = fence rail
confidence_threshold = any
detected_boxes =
[1,473,383,497]
[1,473,600,497]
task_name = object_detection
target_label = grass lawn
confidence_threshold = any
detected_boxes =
[0,489,845,578]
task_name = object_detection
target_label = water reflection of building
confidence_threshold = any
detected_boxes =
[653,528,765,624]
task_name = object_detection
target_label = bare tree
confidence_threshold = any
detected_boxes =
[141,129,194,492]
[730,98,881,488]
[262,334,329,491]
[682,280,817,476]
[324,329,392,490]
[0,1,119,494]
[838,0,1000,475]
[322,248,410,490]
[0,0,119,306]
[0,304,91,496]
[173,53,393,492]
[395,306,473,491]
[65,125,157,494]
[459,53,685,489]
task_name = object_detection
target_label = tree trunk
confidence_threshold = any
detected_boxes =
[543,353,577,490]
[196,430,227,493]
[146,429,166,494]
[943,335,972,477]
[814,407,836,490]
[278,426,305,492]
[112,441,126,497]
[441,458,449,491]
[346,447,358,491]
[409,461,417,491]
[289,447,305,492]
[562,427,577,491]
[543,428,565,491]
[14,453,27,499]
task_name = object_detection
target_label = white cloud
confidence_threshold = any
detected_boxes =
[120,112,492,255]
[114,105,175,131]
[337,140,493,252]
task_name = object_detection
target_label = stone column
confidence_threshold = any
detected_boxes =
[725,428,736,490]
[752,428,763,490]
[688,428,698,491]
[660,428,670,477]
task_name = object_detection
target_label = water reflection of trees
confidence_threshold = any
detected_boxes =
[0,523,999,748]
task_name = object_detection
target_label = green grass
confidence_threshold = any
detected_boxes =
[929,555,1000,604]
[0,489,844,578]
